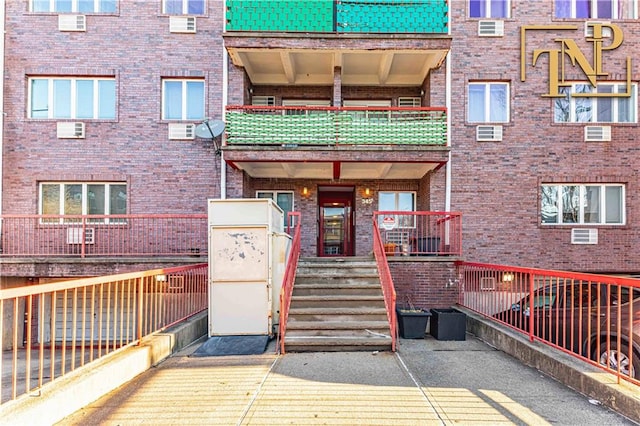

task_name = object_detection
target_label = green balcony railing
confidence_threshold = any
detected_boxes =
[225,0,448,34]
[225,106,447,146]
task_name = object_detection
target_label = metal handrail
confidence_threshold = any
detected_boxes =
[372,219,397,352]
[0,263,208,404]
[278,212,302,354]
[0,214,208,258]
[457,261,640,386]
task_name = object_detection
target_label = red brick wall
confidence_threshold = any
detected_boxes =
[3,2,225,215]
[389,260,459,310]
[449,2,640,273]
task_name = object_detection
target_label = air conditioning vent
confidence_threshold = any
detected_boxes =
[168,123,195,140]
[58,14,86,32]
[398,97,421,107]
[480,277,496,291]
[476,125,503,141]
[57,122,85,139]
[478,20,504,37]
[571,228,598,245]
[585,21,612,38]
[584,125,611,142]
[251,96,276,106]
[169,16,196,33]
[67,228,95,245]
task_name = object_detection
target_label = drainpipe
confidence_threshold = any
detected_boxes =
[220,3,227,200]
[0,1,5,230]
[445,53,451,213]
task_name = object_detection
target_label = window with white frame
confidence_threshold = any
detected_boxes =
[256,191,294,227]
[468,82,509,123]
[343,100,391,122]
[540,184,624,225]
[31,0,117,13]
[378,191,416,228]
[29,77,116,119]
[40,182,127,223]
[282,99,331,116]
[555,0,637,19]
[554,83,637,123]
[163,0,205,15]
[470,0,510,18]
[162,79,205,121]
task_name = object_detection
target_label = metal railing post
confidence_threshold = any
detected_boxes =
[137,276,144,344]
[528,273,535,342]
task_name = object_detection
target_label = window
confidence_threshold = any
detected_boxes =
[162,79,205,120]
[555,0,637,19]
[163,0,205,15]
[256,191,294,227]
[554,83,637,123]
[29,78,116,119]
[468,83,509,123]
[31,0,116,13]
[343,100,391,122]
[40,182,127,223]
[378,191,416,228]
[540,184,624,225]
[470,0,510,18]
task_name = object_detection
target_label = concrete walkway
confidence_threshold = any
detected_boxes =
[56,336,637,426]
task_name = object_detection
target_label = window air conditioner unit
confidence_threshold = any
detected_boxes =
[585,21,612,38]
[584,126,611,142]
[168,123,195,140]
[169,16,196,33]
[478,20,504,37]
[58,14,86,32]
[571,228,598,245]
[476,125,503,141]
[57,122,85,139]
[67,228,95,245]
[480,277,496,291]
[251,96,276,106]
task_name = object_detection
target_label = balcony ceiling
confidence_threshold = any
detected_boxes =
[227,161,441,180]
[227,48,448,86]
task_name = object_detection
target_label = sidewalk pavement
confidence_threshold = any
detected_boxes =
[55,334,638,426]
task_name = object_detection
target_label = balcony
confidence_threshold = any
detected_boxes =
[225,0,448,34]
[223,106,449,179]
[225,106,447,146]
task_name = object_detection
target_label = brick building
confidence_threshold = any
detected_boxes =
[1,1,638,307]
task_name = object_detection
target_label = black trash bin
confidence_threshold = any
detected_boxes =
[430,308,466,340]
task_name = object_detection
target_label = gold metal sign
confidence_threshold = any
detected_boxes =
[520,23,632,97]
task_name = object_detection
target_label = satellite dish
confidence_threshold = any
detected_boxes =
[195,119,225,139]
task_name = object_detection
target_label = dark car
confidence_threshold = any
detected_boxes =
[494,281,640,380]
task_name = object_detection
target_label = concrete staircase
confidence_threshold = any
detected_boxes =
[283,256,393,352]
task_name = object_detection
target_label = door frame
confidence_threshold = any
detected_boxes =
[317,186,355,257]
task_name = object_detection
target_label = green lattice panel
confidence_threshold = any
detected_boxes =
[226,110,447,147]
[336,0,448,34]
[226,0,333,32]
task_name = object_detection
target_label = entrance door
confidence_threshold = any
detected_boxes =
[318,187,355,256]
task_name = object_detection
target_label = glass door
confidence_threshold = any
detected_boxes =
[318,188,354,256]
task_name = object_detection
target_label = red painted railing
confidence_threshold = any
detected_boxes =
[0,214,208,258]
[372,219,397,351]
[278,212,302,354]
[374,211,462,257]
[457,261,640,386]
[0,263,208,405]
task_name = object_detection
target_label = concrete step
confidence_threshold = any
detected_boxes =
[294,275,381,286]
[287,307,388,322]
[293,283,383,296]
[285,320,391,338]
[290,294,385,309]
[283,336,392,352]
